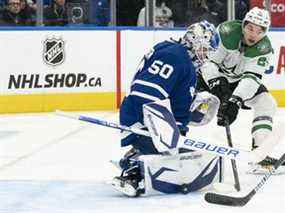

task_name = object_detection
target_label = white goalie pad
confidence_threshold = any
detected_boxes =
[139,151,223,196]
[189,91,220,126]
[143,99,180,153]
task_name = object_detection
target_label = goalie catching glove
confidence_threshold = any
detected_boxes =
[188,91,220,126]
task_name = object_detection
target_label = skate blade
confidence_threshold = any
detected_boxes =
[246,165,285,175]
[110,178,138,197]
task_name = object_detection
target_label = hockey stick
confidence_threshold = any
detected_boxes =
[55,110,252,161]
[204,153,285,206]
[225,121,241,191]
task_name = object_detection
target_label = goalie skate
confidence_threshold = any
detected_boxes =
[111,176,143,197]
[247,156,285,175]
[110,149,144,197]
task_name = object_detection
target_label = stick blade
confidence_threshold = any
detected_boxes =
[204,192,249,207]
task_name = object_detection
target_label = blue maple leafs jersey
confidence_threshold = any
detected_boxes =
[120,40,197,146]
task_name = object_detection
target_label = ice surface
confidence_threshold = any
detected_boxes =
[0,109,284,213]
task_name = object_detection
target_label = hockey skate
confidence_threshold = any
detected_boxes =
[111,164,145,197]
[110,148,145,197]
[111,175,144,197]
[247,156,285,175]
[248,140,285,175]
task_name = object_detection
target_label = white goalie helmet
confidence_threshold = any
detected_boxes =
[183,20,220,66]
[242,7,271,34]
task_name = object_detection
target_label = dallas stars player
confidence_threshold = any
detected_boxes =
[197,7,285,174]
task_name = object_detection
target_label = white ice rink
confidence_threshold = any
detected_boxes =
[0,109,284,213]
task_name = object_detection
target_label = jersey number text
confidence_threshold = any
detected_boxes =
[148,60,174,79]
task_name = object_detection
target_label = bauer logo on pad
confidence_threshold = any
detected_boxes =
[43,38,65,66]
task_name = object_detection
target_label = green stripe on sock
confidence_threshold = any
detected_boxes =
[252,124,272,134]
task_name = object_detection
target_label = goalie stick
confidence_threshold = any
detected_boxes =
[55,110,150,137]
[55,110,252,161]
[204,153,285,206]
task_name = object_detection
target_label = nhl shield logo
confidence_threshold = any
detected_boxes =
[43,38,65,66]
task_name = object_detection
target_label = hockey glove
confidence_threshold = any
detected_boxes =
[208,77,232,102]
[217,95,242,126]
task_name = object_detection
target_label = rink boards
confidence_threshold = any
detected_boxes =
[0,27,284,113]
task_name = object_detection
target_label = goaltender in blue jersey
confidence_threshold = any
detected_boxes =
[120,41,196,148]
[112,21,222,197]
[120,21,219,151]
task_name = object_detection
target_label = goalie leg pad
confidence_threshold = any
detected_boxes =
[140,151,222,196]
[143,99,181,153]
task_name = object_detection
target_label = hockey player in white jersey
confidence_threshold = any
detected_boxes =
[110,21,222,197]
[197,7,284,174]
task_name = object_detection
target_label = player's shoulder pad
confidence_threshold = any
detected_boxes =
[244,36,273,58]
[218,20,242,50]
